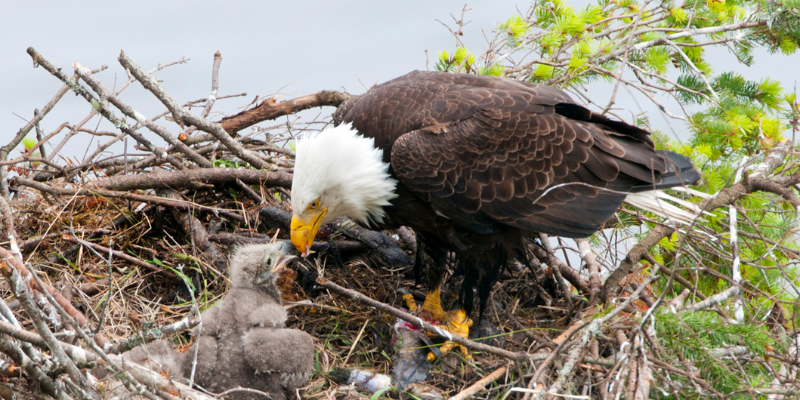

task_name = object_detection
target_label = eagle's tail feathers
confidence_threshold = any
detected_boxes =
[670,186,713,199]
[623,190,708,225]
[639,150,701,190]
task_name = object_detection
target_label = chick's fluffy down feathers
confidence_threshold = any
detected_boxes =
[120,243,313,400]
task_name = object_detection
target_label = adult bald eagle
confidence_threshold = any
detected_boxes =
[290,71,699,357]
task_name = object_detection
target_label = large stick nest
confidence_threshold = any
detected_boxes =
[1,48,799,400]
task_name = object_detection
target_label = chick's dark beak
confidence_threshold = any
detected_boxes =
[271,241,297,273]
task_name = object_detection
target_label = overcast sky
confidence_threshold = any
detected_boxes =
[3,1,798,160]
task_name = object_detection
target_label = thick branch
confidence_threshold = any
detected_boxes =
[448,366,507,400]
[13,177,245,223]
[0,247,96,398]
[0,320,97,366]
[0,246,112,348]
[577,238,603,294]
[219,91,354,135]
[0,196,19,245]
[0,321,199,400]
[106,353,214,400]
[681,285,740,313]
[531,242,590,295]
[0,337,72,400]
[93,168,292,191]
[601,225,672,303]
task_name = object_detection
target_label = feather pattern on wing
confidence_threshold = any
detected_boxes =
[335,71,698,238]
[331,71,700,314]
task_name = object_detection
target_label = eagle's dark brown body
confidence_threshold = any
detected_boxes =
[334,71,698,313]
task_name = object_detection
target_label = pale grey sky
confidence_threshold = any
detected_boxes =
[2,1,523,155]
[2,1,798,159]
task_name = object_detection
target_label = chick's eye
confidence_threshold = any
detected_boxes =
[309,200,320,210]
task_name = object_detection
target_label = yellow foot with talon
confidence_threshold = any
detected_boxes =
[403,293,418,313]
[403,288,473,361]
[428,308,473,362]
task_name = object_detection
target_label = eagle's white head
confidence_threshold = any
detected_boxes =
[290,124,397,256]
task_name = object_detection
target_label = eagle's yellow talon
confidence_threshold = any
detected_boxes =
[403,293,418,312]
[414,289,474,361]
[427,352,436,363]
[438,340,470,359]
[458,343,472,359]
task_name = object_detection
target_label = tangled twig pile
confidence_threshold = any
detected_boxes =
[0,47,799,400]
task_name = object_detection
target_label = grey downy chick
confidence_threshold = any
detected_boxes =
[125,242,314,400]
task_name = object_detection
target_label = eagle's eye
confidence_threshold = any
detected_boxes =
[308,200,321,211]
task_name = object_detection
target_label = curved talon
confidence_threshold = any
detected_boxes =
[426,308,473,361]
[437,309,473,360]
[437,340,473,360]
[406,288,474,361]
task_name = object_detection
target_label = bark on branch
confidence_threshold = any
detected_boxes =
[93,168,292,191]
[0,247,112,348]
[0,247,97,398]
[219,91,354,135]
[681,285,740,313]
[12,177,246,223]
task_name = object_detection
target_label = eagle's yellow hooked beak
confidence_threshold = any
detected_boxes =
[290,208,327,257]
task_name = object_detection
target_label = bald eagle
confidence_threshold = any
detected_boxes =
[290,71,700,357]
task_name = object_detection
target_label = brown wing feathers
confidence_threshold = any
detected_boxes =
[335,71,694,238]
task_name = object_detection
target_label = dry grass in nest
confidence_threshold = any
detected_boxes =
[286,257,569,398]
[4,189,574,399]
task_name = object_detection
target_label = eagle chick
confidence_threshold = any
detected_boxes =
[124,242,313,400]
